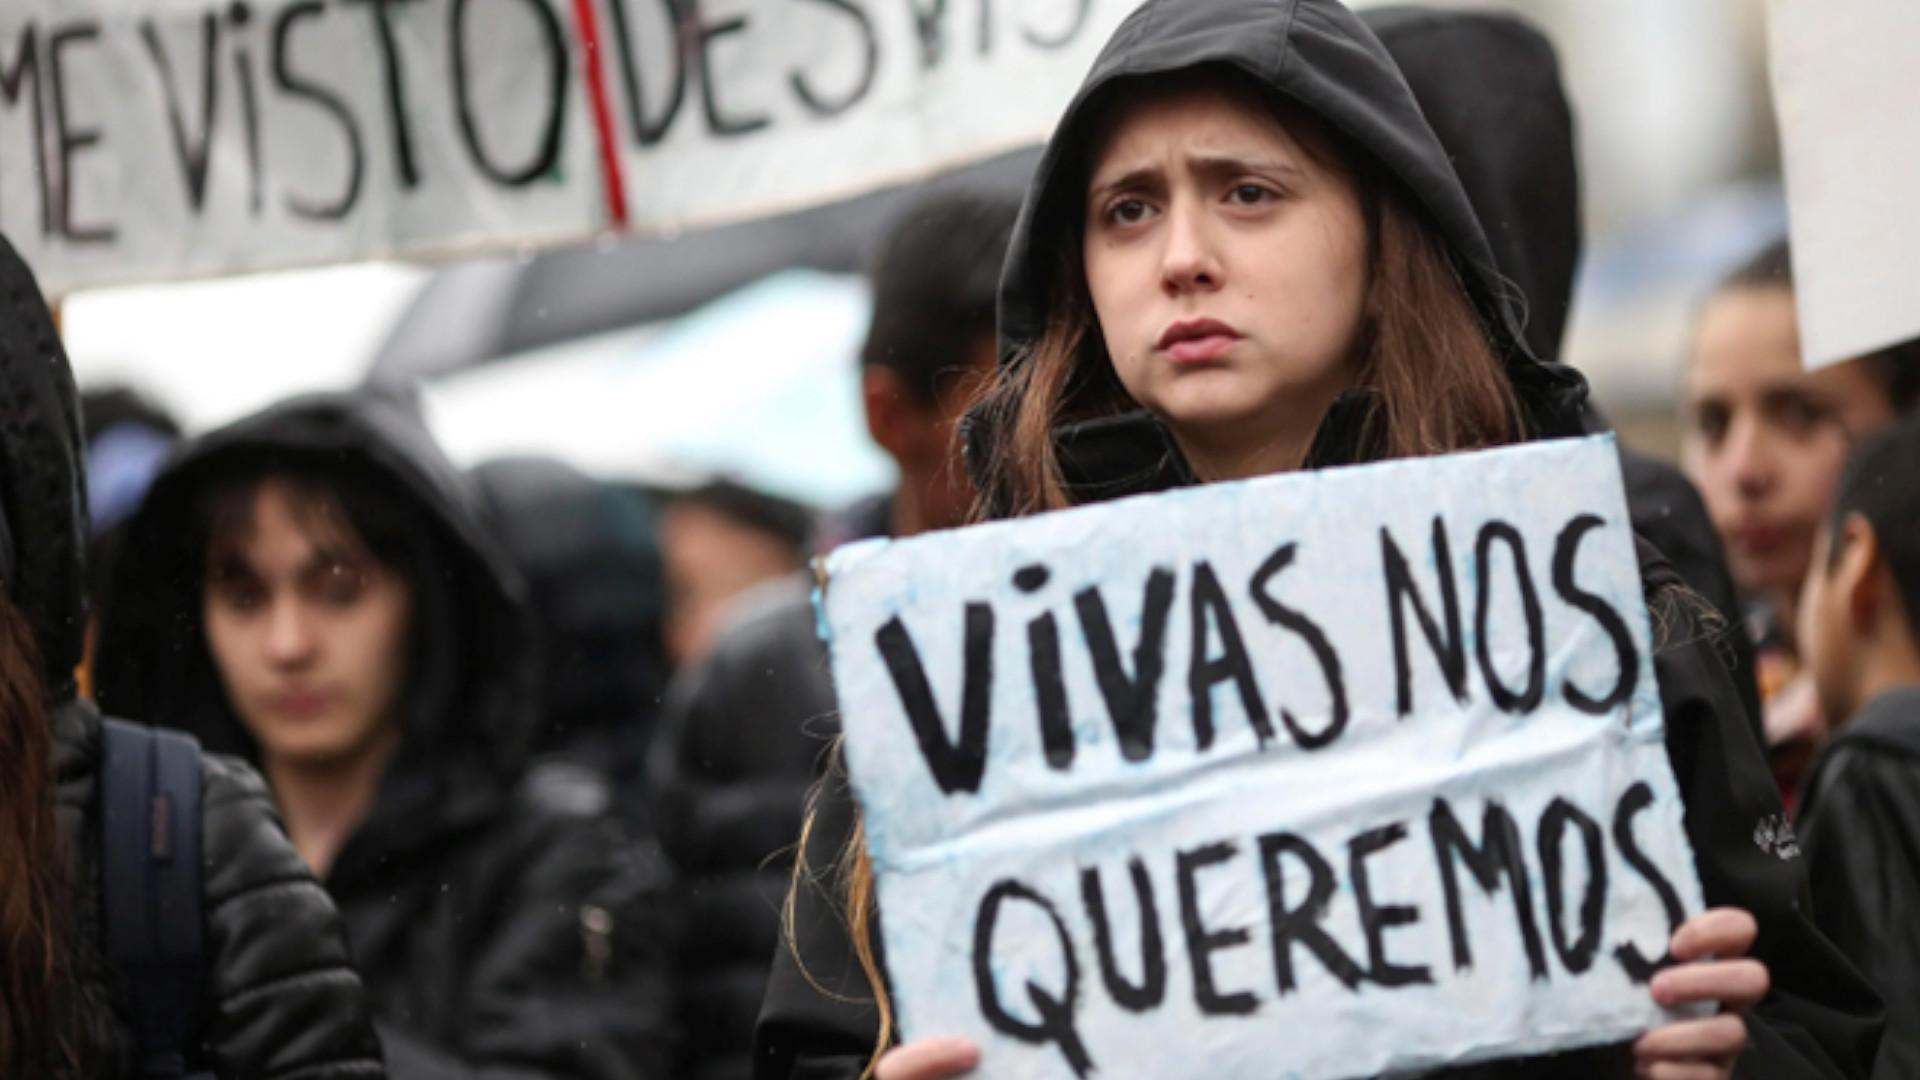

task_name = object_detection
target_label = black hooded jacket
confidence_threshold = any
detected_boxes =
[756,2,1880,1077]
[1796,687,1920,1079]
[94,392,675,1078]
[0,235,385,1077]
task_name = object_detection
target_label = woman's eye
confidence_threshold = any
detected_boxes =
[314,566,367,607]
[214,583,264,614]
[1777,397,1828,436]
[1106,198,1153,225]
[1691,406,1728,445]
[1228,183,1274,206]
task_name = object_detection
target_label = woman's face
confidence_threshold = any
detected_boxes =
[1682,287,1896,608]
[1082,83,1369,477]
[202,479,413,771]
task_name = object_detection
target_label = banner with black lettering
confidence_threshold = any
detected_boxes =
[820,434,1706,1078]
[0,0,1126,293]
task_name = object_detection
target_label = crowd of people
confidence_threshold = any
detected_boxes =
[0,1,1915,1078]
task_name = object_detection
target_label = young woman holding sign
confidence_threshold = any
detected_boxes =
[758,2,1882,1078]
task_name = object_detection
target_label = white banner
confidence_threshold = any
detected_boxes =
[1768,0,1920,369]
[821,435,1705,1079]
[0,0,1127,293]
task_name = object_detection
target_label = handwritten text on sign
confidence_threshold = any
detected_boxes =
[0,0,1124,293]
[822,435,1705,1078]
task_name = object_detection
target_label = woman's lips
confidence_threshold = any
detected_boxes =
[269,690,333,718]
[1727,522,1791,556]
[1165,334,1239,364]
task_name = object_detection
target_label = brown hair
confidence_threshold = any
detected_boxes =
[0,589,77,1076]
[789,75,1529,1075]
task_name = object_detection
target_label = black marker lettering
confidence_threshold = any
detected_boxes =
[1474,521,1546,714]
[0,24,53,237]
[1075,567,1175,762]
[48,22,112,242]
[273,1,363,221]
[346,0,422,188]
[1349,822,1432,988]
[1176,841,1259,1015]
[1188,560,1274,751]
[1554,514,1639,714]
[875,606,993,794]
[1383,518,1469,715]
[1028,610,1073,770]
[140,14,219,213]
[1611,782,1686,983]
[973,879,1093,1078]
[1080,858,1166,1012]
[1538,798,1607,974]
[1022,0,1092,48]
[451,0,567,186]
[1249,543,1350,750]
[606,0,686,146]
[789,0,876,117]
[1429,798,1547,978]
[695,12,768,137]
[1258,831,1363,993]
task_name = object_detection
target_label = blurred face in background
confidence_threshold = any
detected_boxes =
[202,479,413,772]
[662,500,803,664]
[1683,286,1898,620]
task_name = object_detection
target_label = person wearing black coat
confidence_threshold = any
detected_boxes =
[0,234,386,1078]
[755,2,1881,1077]
[93,390,675,1078]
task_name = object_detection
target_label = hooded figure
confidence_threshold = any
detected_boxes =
[94,391,675,1078]
[757,3,1880,1077]
[471,455,671,822]
[0,234,385,1076]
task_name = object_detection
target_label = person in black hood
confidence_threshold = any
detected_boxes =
[0,234,385,1076]
[757,3,1881,1078]
[471,455,671,827]
[93,390,675,1078]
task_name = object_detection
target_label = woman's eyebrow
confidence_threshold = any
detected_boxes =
[1186,153,1303,181]
[1087,165,1161,202]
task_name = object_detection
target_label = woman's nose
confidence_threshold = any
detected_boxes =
[1160,203,1223,295]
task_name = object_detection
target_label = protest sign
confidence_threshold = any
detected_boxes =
[1768,0,1920,369]
[0,0,1128,294]
[820,434,1705,1078]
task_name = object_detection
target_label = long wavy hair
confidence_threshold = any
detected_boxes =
[0,587,78,1076]
[789,72,1531,1077]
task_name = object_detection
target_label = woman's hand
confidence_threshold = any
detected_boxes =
[1632,907,1769,1079]
[874,1036,981,1080]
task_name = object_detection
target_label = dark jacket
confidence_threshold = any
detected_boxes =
[757,1,1881,1076]
[0,234,384,1078]
[94,391,675,1078]
[649,577,841,1080]
[1797,687,1920,1079]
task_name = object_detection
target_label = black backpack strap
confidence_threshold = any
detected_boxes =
[99,718,210,1080]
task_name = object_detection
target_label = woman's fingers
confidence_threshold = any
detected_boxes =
[1633,1013,1748,1062]
[1670,907,1759,962]
[1651,958,1770,1010]
[1633,1063,1730,1080]
[874,1037,983,1080]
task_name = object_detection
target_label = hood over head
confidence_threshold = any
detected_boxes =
[974,0,1588,502]
[470,455,669,757]
[0,236,87,698]
[1361,5,1581,362]
[94,390,535,794]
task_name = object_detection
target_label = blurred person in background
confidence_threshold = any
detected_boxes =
[661,479,813,666]
[76,386,182,694]
[1683,238,1920,800]
[94,390,675,1078]
[0,237,384,1077]
[473,456,672,829]
[1794,412,1920,1077]
[648,190,1021,1080]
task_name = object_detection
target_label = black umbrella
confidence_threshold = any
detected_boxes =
[365,146,1042,390]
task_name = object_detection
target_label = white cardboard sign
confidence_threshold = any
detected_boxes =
[0,0,1127,294]
[1768,0,1920,369]
[822,435,1704,1078]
